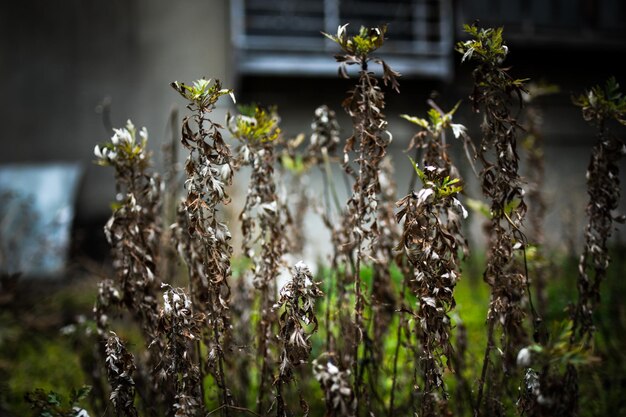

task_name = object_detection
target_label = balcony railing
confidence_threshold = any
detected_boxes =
[230,0,454,80]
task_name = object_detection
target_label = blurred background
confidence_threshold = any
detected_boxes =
[1,0,626,275]
[2,0,626,277]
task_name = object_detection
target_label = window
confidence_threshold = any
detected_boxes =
[457,0,626,47]
[230,0,454,80]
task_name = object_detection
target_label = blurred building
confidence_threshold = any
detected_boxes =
[1,0,625,268]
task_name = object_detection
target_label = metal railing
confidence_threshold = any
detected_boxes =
[231,0,454,79]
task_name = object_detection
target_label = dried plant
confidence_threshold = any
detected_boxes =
[227,104,288,414]
[401,101,471,254]
[548,77,626,416]
[105,332,138,417]
[302,105,348,346]
[171,78,236,412]
[395,101,471,416]
[312,355,356,417]
[395,162,467,417]
[94,120,162,340]
[273,261,323,415]
[323,23,400,411]
[571,77,626,345]
[299,105,342,223]
[301,105,349,371]
[457,24,532,415]
[94,121,166,414]
[71,21,626,417]
[515,320,596,417]
[307,105,341,163]
[155,286,204,417]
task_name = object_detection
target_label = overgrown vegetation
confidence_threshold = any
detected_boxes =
[2,23,625,417]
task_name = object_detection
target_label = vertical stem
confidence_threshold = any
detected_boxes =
[213,325,230,417]
[427,99,447,150]
[352,69,368,417]
[325,270,334,352]
[388,279,407,417]
[322,147,343,215]
[421,358,432,417]
[407,146,420,194]
[474,316,495,417]
[256,288,270,416]
[353,231,362,416]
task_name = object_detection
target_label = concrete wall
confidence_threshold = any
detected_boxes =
[0,0,234,224]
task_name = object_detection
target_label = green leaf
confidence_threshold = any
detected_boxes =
[573,76,626,124]
[504,198,521,215]
[47,392,61,406]
[322,23,387,57]
[438,176,463,197]
[427,108,442,128]
[408,156,425,184]
[171,78,232,110]
[70,386,91,405]
[446,100,462,118]
[400,114,429,129]
[281,154,306,174]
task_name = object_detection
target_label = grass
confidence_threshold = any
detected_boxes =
[2,247,625,416]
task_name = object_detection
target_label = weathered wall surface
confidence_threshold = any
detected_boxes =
[0,0,233,225]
